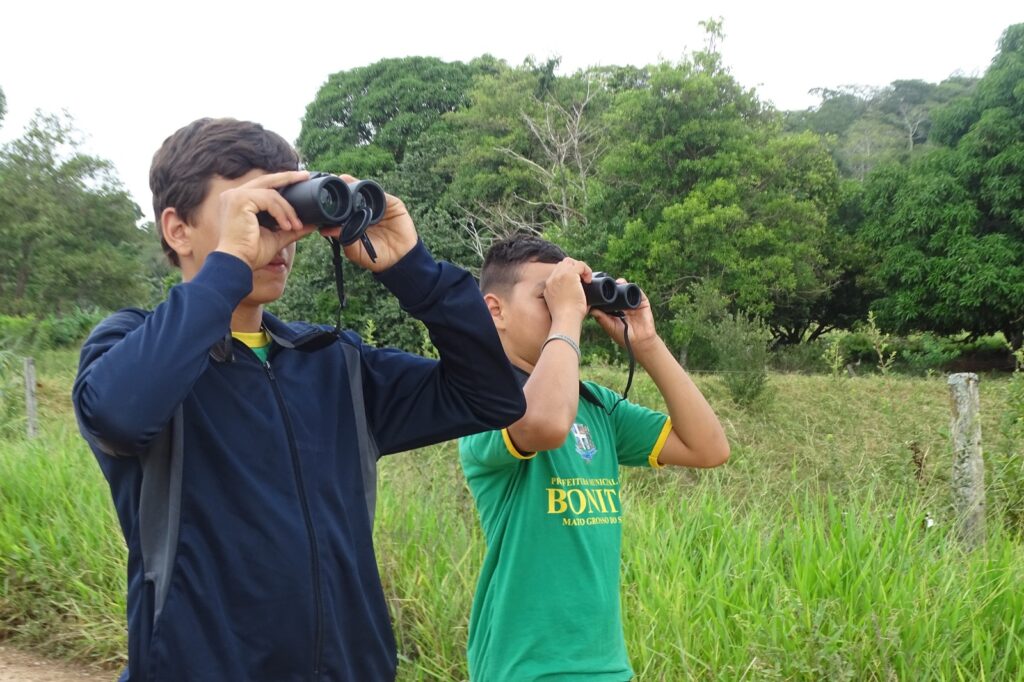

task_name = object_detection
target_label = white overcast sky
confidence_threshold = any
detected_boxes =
[1,0,1020,222]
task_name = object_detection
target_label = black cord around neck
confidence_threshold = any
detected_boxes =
[328,236,346,334]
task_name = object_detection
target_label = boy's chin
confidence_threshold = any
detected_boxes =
[244,284,287,306]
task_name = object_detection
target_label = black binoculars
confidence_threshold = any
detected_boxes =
[583,272,642,312]
[257,172,387,260]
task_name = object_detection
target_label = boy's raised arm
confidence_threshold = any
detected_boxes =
[73,253,252,455]
[505,258,591,453]
[358,240,526,455]
[592,292,730,468]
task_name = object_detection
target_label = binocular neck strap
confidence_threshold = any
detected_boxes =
[610,311,634,409]
[328,236,347,334]
[604,312,636,415]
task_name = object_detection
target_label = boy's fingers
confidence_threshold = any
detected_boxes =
[245,170,310,190]
[253,189,303,232]
[275,225,317,247]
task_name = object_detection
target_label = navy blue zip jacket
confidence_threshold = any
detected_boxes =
[72,241,526,681]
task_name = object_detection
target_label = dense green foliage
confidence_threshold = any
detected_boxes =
[2,23,1021,359]
[283,22,1022,360]
[0,114,157,319]
[849,26,1024,349]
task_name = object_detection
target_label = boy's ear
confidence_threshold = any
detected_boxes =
[483,292,506,330]
[161,207,192,260]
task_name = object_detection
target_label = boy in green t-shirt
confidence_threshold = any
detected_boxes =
[459,236,730,682]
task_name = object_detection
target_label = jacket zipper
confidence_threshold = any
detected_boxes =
[263,358,325,679]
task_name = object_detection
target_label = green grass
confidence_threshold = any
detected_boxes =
[1,353,1022,680]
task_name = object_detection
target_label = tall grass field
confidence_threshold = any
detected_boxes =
[1,349,1023,680]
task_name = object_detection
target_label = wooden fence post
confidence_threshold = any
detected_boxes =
[947,372,985,550]
[23,357,38,439]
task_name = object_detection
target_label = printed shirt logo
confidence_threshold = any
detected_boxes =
[571,422,597,461]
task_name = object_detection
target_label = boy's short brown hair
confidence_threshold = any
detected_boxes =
[480,234,567,294]
[150,118,299,266]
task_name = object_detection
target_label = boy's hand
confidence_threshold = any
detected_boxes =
[321,174,419,273]
[591,282,661,355]
[544,258,593,328]
[214,170,317,270]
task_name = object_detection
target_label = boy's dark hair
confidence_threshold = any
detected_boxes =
[150,117,299,266]
[480,234,567,294]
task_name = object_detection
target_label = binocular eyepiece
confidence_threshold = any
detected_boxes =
[583,272,642,312]
[257,172,387,260]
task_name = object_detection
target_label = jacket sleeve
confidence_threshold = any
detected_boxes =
[358,240,526,456]
[72,252,253,455]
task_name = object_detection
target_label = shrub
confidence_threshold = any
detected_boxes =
[991,349,1024,538]
[897,333,961,375]
[0,308,106,350]
[669,281,731,370]
[36,308,106,348]
[0,315,37,346]
[770,339,830,374]
[710,311,771,406]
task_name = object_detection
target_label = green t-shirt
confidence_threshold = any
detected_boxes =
[232,330,271,363]
[458,381,672,682]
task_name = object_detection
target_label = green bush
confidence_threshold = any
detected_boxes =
[710,312,771,406]
[0,315,37,346]
[991,349,1024,538]
[896,333,961,375]
[0,309,106,351]
[669,281,731,370]
[769,339,829,374]
[37,308,106,348]
[838,330,875,366]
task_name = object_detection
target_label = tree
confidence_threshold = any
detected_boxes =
[790,78,978,179]
[838,116,905,180]
[857,24,1024,348]
[594,23,841,349]
[878,80,938,152]
[0,112,149,316]
[606,131,842,349]
[287,57,484,349]
[786,86,871,137]
[298,56,478,177]
[442,58,611,259]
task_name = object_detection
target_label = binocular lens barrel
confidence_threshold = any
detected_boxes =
[621,283,642,308]
[583,272,642,312]
[350,180,387,223]
[585,278,618,307]
[257,173,388,240]
[277,174,352,225]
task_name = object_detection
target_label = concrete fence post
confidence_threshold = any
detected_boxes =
[23,357,38,439]
[947,372,985,550]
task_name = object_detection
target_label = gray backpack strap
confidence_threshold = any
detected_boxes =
[138,405,184,623]
[341,344,381,526]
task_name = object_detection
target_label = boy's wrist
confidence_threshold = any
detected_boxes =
[190,251,255,311]
[549,310,586,333]
[213,245,253,270]
[542,334,581,361]
[633,334,670,366]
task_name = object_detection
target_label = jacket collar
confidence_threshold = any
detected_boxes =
[208,312,340,363]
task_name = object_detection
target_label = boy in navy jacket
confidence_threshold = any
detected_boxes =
[72,118,526,681]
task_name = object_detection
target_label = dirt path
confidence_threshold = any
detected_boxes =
[0,645,111,681]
